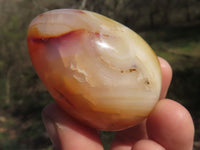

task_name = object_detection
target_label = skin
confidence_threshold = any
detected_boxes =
[42,57,194,150]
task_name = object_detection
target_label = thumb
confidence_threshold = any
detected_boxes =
[42,103,103,150]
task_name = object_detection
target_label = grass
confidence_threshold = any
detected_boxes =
[101,131,115,149]
[139,24,200,70]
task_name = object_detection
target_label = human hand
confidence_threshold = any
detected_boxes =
[42,57,194,150]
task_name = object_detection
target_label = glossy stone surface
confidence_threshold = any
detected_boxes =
[27,9,162,131]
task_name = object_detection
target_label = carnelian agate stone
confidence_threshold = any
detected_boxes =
[27,9,161,131]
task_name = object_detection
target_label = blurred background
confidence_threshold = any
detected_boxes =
[0,0,200,149]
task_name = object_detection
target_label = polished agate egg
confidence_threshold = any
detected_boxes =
[27,9,161,131]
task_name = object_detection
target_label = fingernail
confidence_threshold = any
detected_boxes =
[42,112,61,150]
